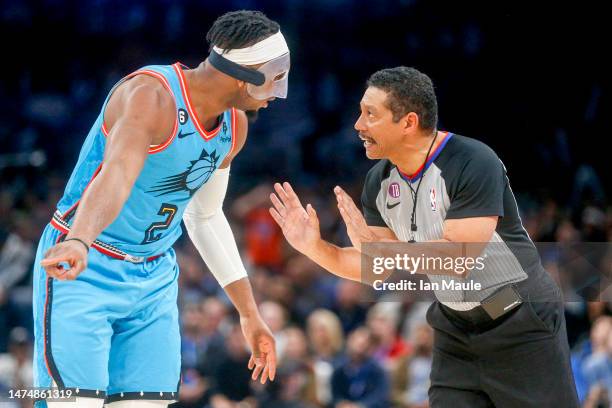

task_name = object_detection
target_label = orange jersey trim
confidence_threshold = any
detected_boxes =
[172,63,222,141]
[100,69,178,154]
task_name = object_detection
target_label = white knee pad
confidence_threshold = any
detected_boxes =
[46,397,105,408]
[105,401,169,408]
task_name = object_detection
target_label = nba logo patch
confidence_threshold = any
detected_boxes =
[430,187,437,211]
[389,182,400,198]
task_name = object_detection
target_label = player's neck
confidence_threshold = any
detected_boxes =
[392,129,442,176]
[182,64,234,131]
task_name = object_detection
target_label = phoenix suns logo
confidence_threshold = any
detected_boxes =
[148,148,220,197]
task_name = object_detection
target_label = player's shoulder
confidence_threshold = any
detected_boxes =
[107,74,174,116]
[124,75,174,106]
[104,74,175,137]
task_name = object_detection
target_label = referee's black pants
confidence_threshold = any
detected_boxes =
[426,271,580,408]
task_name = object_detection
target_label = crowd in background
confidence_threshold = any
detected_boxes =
[0,1,609,407]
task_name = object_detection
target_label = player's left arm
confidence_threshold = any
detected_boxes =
[183,110,276,384]
[182,109,248,288]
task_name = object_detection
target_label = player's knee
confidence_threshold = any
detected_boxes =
[46,397,105,408]
[105,400,170,408]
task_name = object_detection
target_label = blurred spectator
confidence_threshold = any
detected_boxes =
[258,326,319,407]
[581,316,612,407]
[284,255,336,323]
[178,298,228,407]
[332,280,367,334]
[403,324,433,408]
[0,213,35,351]
[331,326,390,408]
[0,327,33,405]
[231,183,284,270]
[367,302,410,370]
[307,308,345,406]
[198,323,255,408]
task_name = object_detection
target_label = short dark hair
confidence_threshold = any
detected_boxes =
[367,67,438,130]
[206,10,280,52]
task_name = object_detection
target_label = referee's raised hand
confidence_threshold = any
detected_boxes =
[334,186,376,251]
[269,182,321,257]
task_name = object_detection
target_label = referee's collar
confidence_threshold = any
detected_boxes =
[397,132,453,183]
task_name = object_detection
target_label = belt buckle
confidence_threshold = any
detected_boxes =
[480,285,523,320]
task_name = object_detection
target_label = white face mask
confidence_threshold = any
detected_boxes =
[246,53,290,100]
[210,31,291,100]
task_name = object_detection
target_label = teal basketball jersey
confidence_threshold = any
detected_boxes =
[52,63,236,258]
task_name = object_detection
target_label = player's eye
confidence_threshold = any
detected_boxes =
[273,72,287,81]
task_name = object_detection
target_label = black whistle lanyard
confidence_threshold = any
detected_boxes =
[404,131,438,243]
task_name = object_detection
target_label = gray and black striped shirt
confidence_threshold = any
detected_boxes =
[361,133,543,310]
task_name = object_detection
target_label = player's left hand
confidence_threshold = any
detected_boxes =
[240,314,277,384]
[334,186,376,251]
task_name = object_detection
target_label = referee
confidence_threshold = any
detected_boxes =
[269,67,580,407]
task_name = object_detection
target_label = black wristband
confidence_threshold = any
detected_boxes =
[64,238,90,253]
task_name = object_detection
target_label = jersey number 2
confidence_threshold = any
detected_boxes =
[142,203,178,244]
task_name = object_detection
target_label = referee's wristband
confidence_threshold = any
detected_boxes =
[64,238,90,253]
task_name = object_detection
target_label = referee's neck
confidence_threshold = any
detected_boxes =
[392,129,441,175]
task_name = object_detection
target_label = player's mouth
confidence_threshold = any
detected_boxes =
[359,134,376,148]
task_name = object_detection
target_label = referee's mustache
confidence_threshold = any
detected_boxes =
[358,132,376,141]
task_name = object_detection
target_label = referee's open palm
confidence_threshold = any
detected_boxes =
[334,186,376,251]
[269,182,321,256]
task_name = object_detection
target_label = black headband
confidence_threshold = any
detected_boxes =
[208,50,266,86]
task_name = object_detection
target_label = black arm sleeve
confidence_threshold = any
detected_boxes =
[445,146,506,219]
[361,161,389,227]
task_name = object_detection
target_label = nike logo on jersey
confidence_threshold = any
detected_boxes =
[386,202,400,209]
[178,130,196,139]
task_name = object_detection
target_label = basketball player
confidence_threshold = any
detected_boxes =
[33,10,289,408]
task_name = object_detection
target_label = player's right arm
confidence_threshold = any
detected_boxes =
[268,182,396,282]
[41,77,175,280]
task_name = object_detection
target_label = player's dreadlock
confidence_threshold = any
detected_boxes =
[206,10,280,52]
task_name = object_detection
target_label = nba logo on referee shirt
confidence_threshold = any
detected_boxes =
[389,182,400,198]
[430,187,437,211]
